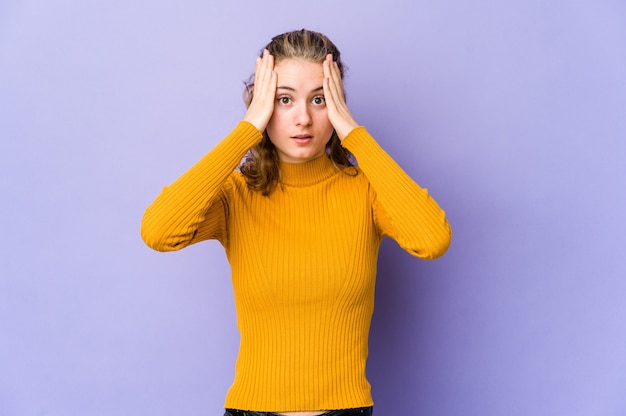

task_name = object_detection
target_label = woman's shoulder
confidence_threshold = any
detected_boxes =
[329,165,374,196]
[223,170,248,192]
[337,165,366,183]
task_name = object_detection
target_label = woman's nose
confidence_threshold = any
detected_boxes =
[294,103,312,126]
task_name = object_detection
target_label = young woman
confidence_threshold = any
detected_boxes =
[141,29,452,416]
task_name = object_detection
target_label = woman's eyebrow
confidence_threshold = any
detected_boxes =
[276,86,324,93]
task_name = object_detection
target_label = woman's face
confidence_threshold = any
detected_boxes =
[266,59,334,163]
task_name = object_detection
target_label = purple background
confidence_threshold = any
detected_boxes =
[1,1,625,415]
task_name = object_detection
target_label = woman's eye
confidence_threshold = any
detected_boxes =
[312,96,326,105]
[278,97,292,105]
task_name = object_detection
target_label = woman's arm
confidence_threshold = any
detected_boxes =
[323,53,451,259]
[140,122,262,252]
[342,128,452,260]
[142,51,276,252]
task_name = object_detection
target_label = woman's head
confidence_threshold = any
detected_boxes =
[265,29,345,79]
[243,29,346,107]
[241,29,355,195]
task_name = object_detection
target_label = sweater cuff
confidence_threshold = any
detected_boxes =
[236,120,264,143]
[341,126,383,158]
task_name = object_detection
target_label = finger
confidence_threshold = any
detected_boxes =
[324,55,344,104]
[258,50,274,93]
[329,60,345,102]
[323,55,338,104]
[255,50,269,88]
[254,51,268,81]
[323,58,338,112]
[323,54,331,81]
[253,50,275,100]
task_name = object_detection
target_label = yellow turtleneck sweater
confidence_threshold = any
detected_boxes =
[141,121,451,412]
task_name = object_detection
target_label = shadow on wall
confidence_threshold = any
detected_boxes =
[368,238,449,413]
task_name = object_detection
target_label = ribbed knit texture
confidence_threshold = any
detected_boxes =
[141,121,451,412]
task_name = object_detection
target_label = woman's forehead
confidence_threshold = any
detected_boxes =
[274,59,324,87]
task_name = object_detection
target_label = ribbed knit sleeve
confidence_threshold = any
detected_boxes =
[141,121,262,252]
[341,127,452,259]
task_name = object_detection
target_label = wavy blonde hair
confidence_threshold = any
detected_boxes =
[240,29,356,195]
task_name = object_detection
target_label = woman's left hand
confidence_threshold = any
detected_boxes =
[323,54,359,140]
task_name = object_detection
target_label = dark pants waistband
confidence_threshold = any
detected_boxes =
[224,407,373,416]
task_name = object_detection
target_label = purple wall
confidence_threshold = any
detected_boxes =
[1,1,625,415]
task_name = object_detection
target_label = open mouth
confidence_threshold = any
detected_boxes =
[292,134,313,144]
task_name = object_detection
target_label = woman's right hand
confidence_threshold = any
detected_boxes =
[243,49,277,133]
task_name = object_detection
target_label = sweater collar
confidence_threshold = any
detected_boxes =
[279,155,338,186]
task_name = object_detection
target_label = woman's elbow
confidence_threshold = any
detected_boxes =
[426,230,452,259]
[427,222,452,259]
[140,215,185,252]
[409,223,452,260]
